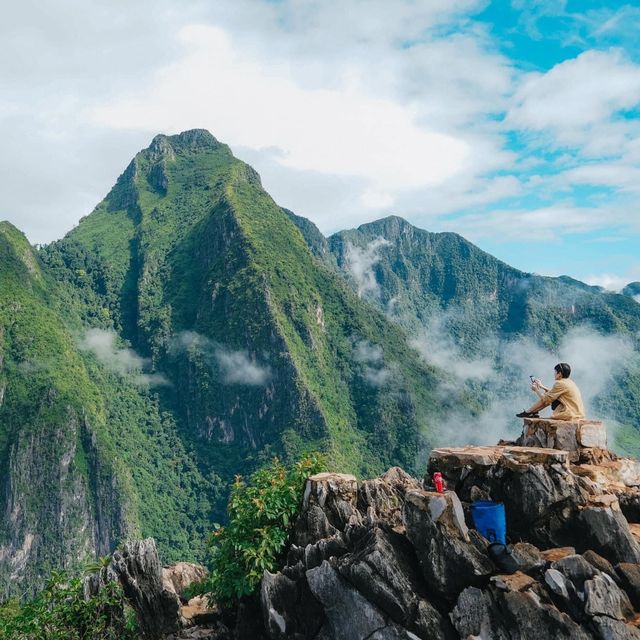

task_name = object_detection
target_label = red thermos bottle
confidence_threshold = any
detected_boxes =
[433,472,444,493]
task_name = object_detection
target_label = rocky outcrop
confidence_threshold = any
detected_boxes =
[107,429,640,638]
[256,437,640,640]
[163,562,209,601]
[85,539,181,639]
[84,540,223,640]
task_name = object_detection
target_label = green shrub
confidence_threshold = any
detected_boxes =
[0,570,138,640]
[202,452,327,605]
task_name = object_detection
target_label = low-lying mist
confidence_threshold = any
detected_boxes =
[411,317,638,450]
[170,331,272,387]
[79,329,169,387]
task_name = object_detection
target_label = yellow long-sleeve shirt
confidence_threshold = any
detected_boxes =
[542,378,585,420]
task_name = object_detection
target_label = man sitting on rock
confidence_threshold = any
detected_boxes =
[516,362,585,420]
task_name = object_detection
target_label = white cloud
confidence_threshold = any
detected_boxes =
[399,34,514,129]
[411,312,494,384]
[353,340,384,365]
[507,49,640,143]
[91,25,469,194]
[559,162,640,193]
[450,203,639,242]
[215,348,271,386]
[344,237,390,298]
[171,331,270,386]
[352,339,393,387]
[364,367,393,387]
[0,0,638,290]
[558,327,634,409]
[424,323,637,449]
[79,328,169,386]
[583,271,640,293]
[360,189,394,211]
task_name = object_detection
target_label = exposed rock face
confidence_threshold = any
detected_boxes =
[85,539,181,639]
[255,441,640,640]
[403,489,493,599]
[0,408,130,598]
[163,562,209,600]
[111,438,640,638]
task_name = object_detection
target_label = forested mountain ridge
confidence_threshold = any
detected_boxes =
[0,130,466,595]
[42,129,451,473]
[0,220,214,597]
[288,213,640,348]
[287,213,640,451]
[2,129,640,598]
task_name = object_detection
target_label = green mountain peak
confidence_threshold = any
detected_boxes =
[43,130,449,476]
[0,221,43,285]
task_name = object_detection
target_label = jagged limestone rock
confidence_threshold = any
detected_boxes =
[450,587,504,639]
[584,573,634,621]
[577,507,640,564]
[335,527,453,638]
[616,563,640,609]
[403,489,493,599]
[84,539,179,639]
[261,570,323,640]
[163,562,209,600]
[590,616,640,639]
[510,542,546,573]
[552,555,600,592]
[295,473,360,546]
[358,467,422,529]
[305,560,420,640]
[583,550,619,583]
[518,418,608,462]
[99,452,640,640]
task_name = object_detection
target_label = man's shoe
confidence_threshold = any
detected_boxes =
[516,410,539,418]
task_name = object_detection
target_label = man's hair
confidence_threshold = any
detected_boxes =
[555,362,571,378]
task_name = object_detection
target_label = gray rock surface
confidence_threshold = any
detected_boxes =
[578,507,640,564]
[403,489,493,599]
[306,561,418,640]
[103,442,640,639]
[584,574,634,620]
[85,538,180,639]
[617,563,640,609]
[590,616,640,639]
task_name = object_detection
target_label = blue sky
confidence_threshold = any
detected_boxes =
[1,0,639,289]
[467,1,640,284]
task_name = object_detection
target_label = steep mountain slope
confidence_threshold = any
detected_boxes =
[298,215,640,451]
[41,130,455,499]
[325,215,640,348]
[0,222,128,595]
[0,222,212,597]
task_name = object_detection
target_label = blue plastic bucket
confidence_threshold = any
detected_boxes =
[470,501,506,544]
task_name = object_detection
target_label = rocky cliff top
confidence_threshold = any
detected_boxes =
[92,418,640,639]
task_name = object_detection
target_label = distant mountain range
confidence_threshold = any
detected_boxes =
[1,129,639,595]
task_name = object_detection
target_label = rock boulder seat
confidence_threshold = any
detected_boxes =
[518,417,608,462]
